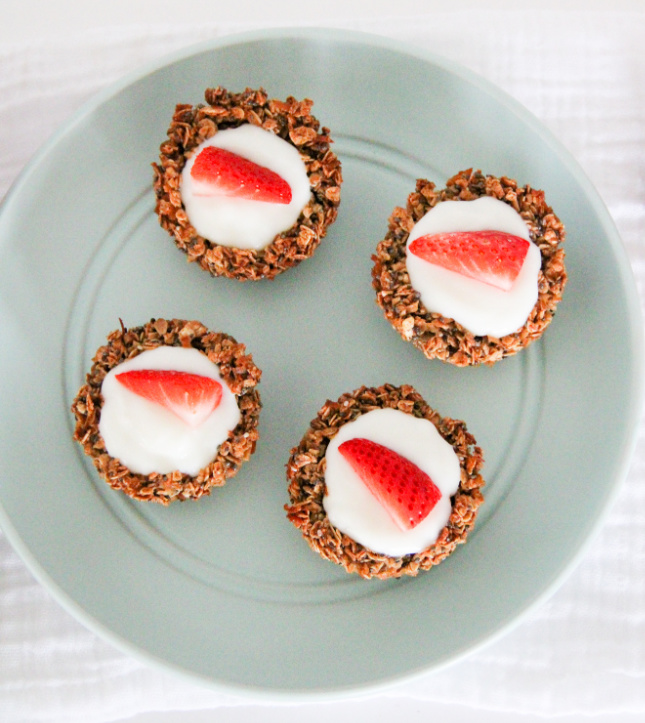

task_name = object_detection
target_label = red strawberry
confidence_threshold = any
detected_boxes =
[190,146,292,204]
[409,230,530,291]
[115,369,223,427]
[338,438,441,531]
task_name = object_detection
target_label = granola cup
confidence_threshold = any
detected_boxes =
[372,169,567,366]
[153,86,342,282]
[71,318,262,504]
[285,384,485,579]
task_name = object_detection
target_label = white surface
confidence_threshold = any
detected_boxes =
[1,2,644,722]
[120,702,645,723]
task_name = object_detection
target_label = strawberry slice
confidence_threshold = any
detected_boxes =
[190,146,292,204]
[115,369,223,427]
[409,230,530,291]
[338,438,441,531]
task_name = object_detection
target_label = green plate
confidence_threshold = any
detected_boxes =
[0,28,642,699]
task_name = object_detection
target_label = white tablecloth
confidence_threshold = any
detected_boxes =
[1,4,644,721]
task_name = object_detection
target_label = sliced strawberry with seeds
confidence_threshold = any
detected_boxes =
[115,369,223,427]
[338,438,441,531]
[190,146,292,204]
[409,230,530,291]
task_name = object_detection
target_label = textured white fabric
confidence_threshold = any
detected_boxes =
[1,8,644,721]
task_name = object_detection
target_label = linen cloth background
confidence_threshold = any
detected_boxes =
[1,7,644,721]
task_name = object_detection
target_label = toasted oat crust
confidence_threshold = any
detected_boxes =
[371,169,567,366]
[153,87,342,281]
[71,318,262,504]
[285,384,485,579]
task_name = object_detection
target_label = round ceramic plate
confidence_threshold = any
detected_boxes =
[0,28,642,699]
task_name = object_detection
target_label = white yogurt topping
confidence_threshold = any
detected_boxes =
[180,124,311,250]
[406,196,541,338]
[99,347,241,476]
[323,408,461,557]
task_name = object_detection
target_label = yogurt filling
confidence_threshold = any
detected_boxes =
[99,347,241,476]
[323,408,461,557]
[180,124,311,250]
[405,196,541,338]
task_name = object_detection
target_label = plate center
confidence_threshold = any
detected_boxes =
[64,135,544,604]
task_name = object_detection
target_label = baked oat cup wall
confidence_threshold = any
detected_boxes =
[153,87,342,282]
[285,384,485,580]
[372,169,567,366]
[71,318,262,504]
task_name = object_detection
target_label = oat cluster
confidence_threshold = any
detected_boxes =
[285,384,485,579]
[372,169,568,366]
[71,318,262,504]
[153,87,342,281]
